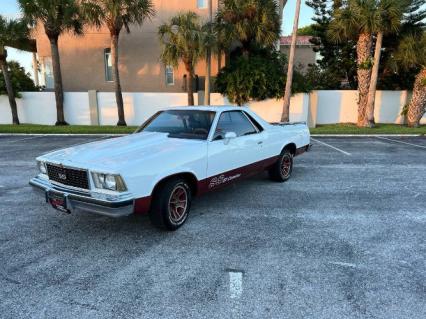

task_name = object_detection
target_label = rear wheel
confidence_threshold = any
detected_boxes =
[268,149,293,182]
[149,178,192,231]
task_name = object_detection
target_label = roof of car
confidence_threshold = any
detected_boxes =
[164,105,249,112]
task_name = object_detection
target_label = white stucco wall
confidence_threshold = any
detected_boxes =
[0,92,90,125]
[315,90,411,125]
[97,92,199,126]
[0,90,424,126]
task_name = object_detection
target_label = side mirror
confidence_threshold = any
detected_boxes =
[224,131,237,144]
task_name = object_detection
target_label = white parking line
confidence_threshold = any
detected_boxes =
[311,138,352,156]
[329,261,358,268]
[228,271,243,299]
[376,136,426,150]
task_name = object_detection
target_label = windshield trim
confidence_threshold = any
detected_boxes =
[135,110,217,141]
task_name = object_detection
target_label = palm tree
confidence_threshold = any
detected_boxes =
[204,0,213,106]
[394,33,426,127]
[159,12,206,106]
[281,0,302,123]
[0,16,30,125]
[365,0,406,127]
[215,0,281,57]
[19,0,83,126]
[82,0,154,126]
[328,0,385,127]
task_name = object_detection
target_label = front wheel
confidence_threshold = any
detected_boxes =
[268,150,293,182]
[149,178,192,231]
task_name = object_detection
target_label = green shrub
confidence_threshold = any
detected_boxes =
[0,60,37,97]
[216,50,311,105]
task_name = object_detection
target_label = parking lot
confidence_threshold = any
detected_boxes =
[0,135,425,319]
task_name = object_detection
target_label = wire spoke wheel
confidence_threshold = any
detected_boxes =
[280,154,292,178]
[168,185,188,224]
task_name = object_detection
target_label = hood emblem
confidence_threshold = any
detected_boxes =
[58,173,67,180]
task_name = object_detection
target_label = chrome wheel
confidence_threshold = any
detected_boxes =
[280,154,292,178]
[168,185,188,224]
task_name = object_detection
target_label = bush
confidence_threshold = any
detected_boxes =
[0,60,37,97]
[216,50,311,105]
[303,64,343,90]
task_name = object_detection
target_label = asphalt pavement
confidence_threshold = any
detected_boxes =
[0,135,425,319]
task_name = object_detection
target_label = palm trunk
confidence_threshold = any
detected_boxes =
[204,0,213,106]
[49,36,67,125]
[407,68,426,128]
[281,0,302,123]
[185,63,195,106]
[111,33,126,126]
[0,54,19,125]
[205,48,211,105]
[356,32,373,127]
[365,31,383,127]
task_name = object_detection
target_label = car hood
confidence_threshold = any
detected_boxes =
[38,132,205,171]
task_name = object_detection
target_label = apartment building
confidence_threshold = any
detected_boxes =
[34,0,221,92]
[280,35,317,73]
[33,0,286,93]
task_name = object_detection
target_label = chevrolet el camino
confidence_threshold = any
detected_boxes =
[30,106,311,230]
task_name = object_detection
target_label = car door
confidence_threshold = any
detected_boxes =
[206,111,265,184]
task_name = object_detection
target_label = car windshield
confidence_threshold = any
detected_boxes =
[136,110,216,140]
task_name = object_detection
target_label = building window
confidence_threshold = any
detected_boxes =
[165,65,174,86]
[43,57,54,89]
[104,48,113,82]
[197,0,207,9]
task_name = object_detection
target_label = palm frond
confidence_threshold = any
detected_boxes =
[158,11,206,70]
[81,0,154,34]
[0,15,31,50]
[18,0,84,37]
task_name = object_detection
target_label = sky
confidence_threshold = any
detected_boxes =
[1,0,315,78]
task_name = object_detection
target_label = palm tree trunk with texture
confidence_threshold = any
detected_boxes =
[407,68,426,128]
[356,32,373,127]
[281,0,302,123]
[111,33,126,126]
[185,63,195,106]
[49,36,67,125]
[365,31,384,127]
[0,52,19,125]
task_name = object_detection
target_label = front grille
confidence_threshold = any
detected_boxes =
[46,163,89,190]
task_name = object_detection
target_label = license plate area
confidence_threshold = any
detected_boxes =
[47,191,70,213]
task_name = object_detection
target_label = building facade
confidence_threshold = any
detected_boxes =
[34,0,221,93]
[280,35,317,73]
[33,0,287,93]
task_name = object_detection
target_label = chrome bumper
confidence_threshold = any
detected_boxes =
[29,176,134,218]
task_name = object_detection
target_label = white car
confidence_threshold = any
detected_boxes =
[30,106,311,230]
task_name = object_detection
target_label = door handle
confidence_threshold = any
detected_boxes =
[257,141,263,145]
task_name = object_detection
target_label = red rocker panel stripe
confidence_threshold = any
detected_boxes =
[197,155,279,195]
[133,144,309,214]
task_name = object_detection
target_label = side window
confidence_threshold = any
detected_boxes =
[213,111,258,140]
[244,111,264,132]
[165,65,174,85]
[42,57,54,89]
[197,0,207,9]
[104,48,113,82]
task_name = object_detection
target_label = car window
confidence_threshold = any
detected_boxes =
[213,111,258,140]
[243,111,264,132]
[137,110,216,140]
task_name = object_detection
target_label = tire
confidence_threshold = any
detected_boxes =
[268,149,293,182]
[149,178,192,231]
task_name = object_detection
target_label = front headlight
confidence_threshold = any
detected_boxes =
[91,172,127,192]
[37,161,47,175]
